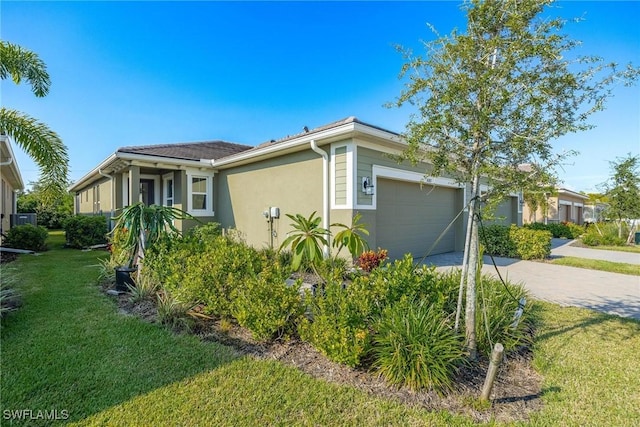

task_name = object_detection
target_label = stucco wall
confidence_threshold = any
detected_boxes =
[216,149,325,250]
[1,176,15,234]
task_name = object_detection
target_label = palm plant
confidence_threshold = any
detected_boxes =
[331,212,370,260]
[279,211,329,275]
[111,203,192,270]
[0,41,69,202]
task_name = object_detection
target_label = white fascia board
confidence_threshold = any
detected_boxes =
[557,188,589,200]
[69,152,212,192]
[69,153,118,192]
[210,122,363,168]
[0,136,24,189]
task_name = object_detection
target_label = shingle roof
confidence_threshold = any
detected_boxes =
[255,116,399,149]
[117,140,253,161]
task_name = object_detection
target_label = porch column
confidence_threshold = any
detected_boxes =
[129,166,140,205]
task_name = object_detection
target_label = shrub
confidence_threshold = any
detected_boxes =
[478,225,517,258]
[357,249,388,272]
[298,280,372,367]
[64,215,107,248]
[298,255,455,367]
[37,209,72,229]
[474,274,535,355]
[524,222,584,239]
[582,223,626,246]
[566,222,585,239]
[509,226,551,260]
[373,299,466,392]
[3,224,48,251]
[186,222,221,241]
[232,262,304,341]
[150,231,264,318]
[480,224,551,259]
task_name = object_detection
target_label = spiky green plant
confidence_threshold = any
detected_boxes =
[156,291,194,333]
[373,299,467,393]
[111,203,193,269]
[128,273,160,303]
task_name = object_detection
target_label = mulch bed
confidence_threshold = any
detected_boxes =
[104,281,544,424]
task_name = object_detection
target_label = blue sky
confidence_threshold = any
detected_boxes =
[2,1,639,193]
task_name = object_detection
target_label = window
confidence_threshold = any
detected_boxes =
[191,177,207,210]
[187,173,214,216]
[163,173,174,207]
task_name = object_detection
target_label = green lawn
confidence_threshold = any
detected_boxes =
[550,256,640,276]
[2,232,639,425]
[577,243,640,254]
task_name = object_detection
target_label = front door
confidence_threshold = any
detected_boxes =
[140,179,155,205]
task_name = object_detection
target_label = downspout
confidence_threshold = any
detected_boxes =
[310,139,330,258]
[98,169,115,230]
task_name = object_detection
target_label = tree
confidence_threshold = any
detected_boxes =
[602,154,640,240]
[17,178,74,229]
[392,0,639,359]
[0,41,69,202]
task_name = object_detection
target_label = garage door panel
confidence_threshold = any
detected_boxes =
[377,179,457,260]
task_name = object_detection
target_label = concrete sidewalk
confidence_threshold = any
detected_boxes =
[550,238,640,265]
[423,249,640,320]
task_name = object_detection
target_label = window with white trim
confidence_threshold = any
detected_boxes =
[187,173,214,216]
[163,173,174,207]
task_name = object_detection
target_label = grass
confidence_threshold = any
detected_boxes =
[2,231,639,425]
[583,244,640,254]
[529,302,640,426]
[550,256,640,276]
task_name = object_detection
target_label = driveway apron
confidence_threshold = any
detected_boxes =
[423,240,640,320]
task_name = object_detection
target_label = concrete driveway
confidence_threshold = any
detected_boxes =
[423,239,640,320]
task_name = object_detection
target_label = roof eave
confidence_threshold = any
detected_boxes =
[0,136,25,190]
[209,121,403,169]
[69,151,214,192]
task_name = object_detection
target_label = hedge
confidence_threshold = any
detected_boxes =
[64,215,108,248]
[480,224,551,260]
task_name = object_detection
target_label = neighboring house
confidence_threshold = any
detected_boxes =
[70,117,521,259]
[0,135,25,238]
[522,187,589,225]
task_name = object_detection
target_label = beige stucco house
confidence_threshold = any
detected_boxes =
[0,135,25,238]
[522,187,589,225]
[70,117,521,259]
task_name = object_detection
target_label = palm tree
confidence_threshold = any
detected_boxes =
[0,41,69,202]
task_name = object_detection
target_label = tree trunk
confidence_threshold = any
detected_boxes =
[465,173,481,361]
[455,192,474,332]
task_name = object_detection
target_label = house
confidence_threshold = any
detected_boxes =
[70,117,521,259]
[0,135,25,237]
[522,187,589,225]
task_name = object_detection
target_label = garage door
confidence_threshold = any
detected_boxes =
[376,178,457,260]
[490,197,515,225]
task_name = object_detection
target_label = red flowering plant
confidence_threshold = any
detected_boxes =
[356,248,388,273]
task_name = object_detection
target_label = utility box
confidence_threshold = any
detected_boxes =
[10,213,37,227]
